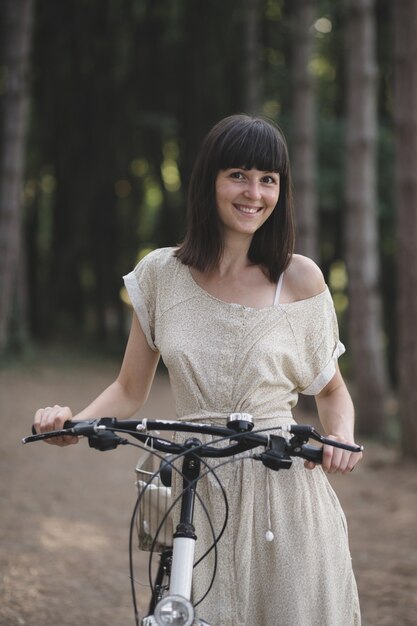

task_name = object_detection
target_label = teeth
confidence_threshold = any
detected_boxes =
[236,205,259,214]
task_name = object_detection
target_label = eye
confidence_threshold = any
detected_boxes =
[262,174,278,184]
[229,170,245,180]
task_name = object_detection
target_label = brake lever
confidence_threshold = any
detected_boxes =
[289,425,363,453]
[22,418,118,445]
[22,428,75,444]
[319,437,363,453]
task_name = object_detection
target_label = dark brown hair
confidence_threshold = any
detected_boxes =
[175,114,295,282]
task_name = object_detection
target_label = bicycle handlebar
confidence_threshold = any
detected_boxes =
[23,416,363,469]
[22,415,363,625]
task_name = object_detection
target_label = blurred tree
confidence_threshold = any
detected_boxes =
[242,0,262,115]
[313,3,347,277]
[393,0,417,458]
[28,0,154,342]
[263,0,292,121]
[129,0,183,249]
[344,0,390,436]
[0,0,34,353]
[291,0,319,261]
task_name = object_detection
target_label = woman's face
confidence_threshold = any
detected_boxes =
[215,168,280,239]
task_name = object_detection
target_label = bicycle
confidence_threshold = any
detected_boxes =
[23,414,363,626]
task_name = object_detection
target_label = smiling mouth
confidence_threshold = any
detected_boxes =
[234,204,262,214]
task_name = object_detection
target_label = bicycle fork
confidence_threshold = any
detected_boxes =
[169,438,201,599]
[145,438,209,626]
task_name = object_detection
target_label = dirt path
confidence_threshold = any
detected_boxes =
[1,353,416,625]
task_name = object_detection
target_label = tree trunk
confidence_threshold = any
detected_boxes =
[393,0,417,458]
[243,0,262,115]
[344,0,389,436]
[0,0,33,352]
[291,0,318,261]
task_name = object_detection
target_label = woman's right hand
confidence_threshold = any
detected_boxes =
[33,405,79,446]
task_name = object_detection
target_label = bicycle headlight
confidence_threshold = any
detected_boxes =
[154,594,194,626]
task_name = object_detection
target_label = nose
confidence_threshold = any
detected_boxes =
[244,179,262,200]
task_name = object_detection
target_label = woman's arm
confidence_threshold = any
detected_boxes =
[308,364,363,473]
[34,313,160,446]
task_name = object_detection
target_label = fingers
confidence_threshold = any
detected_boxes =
[34,404,70,432]
[321,436,363,474]
[33,405,78,446]
[322,442,343,473]
[304,460,317,471]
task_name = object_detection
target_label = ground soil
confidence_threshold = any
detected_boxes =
[1,350,416,626]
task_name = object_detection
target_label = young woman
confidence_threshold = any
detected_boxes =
[34,114,362,625]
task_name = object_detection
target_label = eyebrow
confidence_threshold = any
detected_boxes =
[230,167,278,174]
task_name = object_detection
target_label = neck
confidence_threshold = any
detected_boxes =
[218,233,253,276]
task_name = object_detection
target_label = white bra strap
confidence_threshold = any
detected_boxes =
[273,272,284,306]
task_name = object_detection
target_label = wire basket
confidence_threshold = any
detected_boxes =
[135,453,173,552]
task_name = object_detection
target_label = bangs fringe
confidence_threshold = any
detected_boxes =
[217,121,289,175]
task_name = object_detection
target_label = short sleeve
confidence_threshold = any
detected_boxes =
[123,252,158,351]
[288,288,345,396]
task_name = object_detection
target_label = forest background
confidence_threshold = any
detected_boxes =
[1,0,417,454]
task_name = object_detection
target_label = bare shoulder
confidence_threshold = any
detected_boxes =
[281,254,326,303]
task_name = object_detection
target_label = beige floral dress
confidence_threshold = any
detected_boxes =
[124,247,361,626]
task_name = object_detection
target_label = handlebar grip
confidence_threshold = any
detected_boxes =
[31,420,76,436]
[299,444,323,464]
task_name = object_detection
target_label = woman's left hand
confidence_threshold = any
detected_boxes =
[304,434,363,473]
[311,366,363,474]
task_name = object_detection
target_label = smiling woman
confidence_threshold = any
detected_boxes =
[34,114,362,626]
